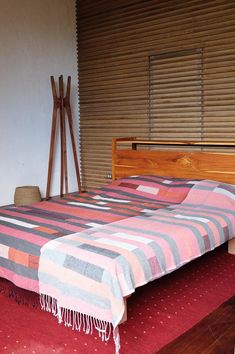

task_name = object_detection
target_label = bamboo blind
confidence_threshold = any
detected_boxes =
[77,0,235,190]
[149,48,203,140]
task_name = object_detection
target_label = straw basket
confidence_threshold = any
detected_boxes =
[14,186,41,206]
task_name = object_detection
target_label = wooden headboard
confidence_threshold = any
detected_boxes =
[112,137,235,184]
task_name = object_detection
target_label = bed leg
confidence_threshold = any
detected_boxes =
[120,297,128,324]
[228,238,235,255]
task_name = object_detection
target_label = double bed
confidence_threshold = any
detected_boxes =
[1,137,235,353]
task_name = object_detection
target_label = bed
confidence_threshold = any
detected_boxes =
[1,137,235,353]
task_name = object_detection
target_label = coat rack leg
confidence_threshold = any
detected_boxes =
[63,79,68,194]
[46,75,81,199]
[46,77,59,200]
[59,75,67,197]
[65,76,81,193]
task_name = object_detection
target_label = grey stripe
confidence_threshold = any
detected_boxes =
[155,210,217,247]
[121,175,198,185]
[133,248,152,281]
[64,255,104,282]
[50,230,100,245]
[42,245,122,294]
[27,207,107,225]
[0,257,38,279]
[0,233,40,255]
[49,199,134,217]
[164,208,232,243]
[106,221,180,265]
[40,248,66,265]
[101,187,170,205]
[102,269,124,300]
[0,219,65,240]
[149,241,166,273]
[215,187,235,201]
[146,214,207,252]
[79,243,120,259]
[39,271,111,309]
[175,203,235,217]
[78,227,159,279]
[188,184,216,191]
[97,192,168,208]
[171,204,235,235]
[115,255,135,292]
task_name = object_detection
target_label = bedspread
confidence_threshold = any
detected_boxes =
[1,176,192,293]
[38,180,235,353]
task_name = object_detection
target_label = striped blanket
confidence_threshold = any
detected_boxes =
[38,180,235,353]
[0,176,194,293]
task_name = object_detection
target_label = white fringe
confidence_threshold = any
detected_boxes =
[40,294,120,353]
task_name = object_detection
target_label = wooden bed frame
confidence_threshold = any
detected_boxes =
[112,137,235,323]
[112,137,235,252]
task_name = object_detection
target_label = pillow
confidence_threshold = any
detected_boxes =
[182,179,235,209]
[110,175,200,204]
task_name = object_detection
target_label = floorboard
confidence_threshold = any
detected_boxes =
[157,296,235,354]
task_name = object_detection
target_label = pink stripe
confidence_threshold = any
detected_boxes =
[0,224,47,246]
[166,208,227,245]
[66,218,94,225]
[34,202,123,223]
[0,266,39,293]
[98,226,177,270]
[176,206,235,236]
[138,217,202,257]
[40,283,121,322]
[109,217,200,263]
[0,209,83,233]
[89,231,147,285]
[39,259,117,300]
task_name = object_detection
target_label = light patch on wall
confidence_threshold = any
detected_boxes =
[0,0,79,206]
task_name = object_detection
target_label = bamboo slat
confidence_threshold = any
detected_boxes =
[77,0,235,190]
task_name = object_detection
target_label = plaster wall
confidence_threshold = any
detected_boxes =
[0,0,79,206]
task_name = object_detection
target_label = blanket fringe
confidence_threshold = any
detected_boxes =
[40,294,120,353]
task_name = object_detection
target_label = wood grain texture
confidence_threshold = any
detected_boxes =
[77,0,235,190]
[112,138,235,184]
[157,296,235,354]
[228,238,235,254]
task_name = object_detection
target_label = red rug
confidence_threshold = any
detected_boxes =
[0,245,235,354]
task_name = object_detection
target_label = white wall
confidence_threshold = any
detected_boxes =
[0,0,79,206]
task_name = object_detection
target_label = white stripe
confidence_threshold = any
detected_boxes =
[0,216,37,228]
[68,202,110,210]
[163,180,172,184]
[114,232,152,244]
[174,214,209,223]
[93,195,130,203]
[86,223,103,228]
[0,244,9,258]
[215,187,235,201]
[141,209,155,214]
[41,239,62,251]
[96,238,137,251]
[137,185,159,195]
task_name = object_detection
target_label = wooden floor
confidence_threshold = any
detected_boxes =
[157,296,235,354]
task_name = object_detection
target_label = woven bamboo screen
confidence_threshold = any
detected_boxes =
[77,0,235,190]
[149,48,203,140]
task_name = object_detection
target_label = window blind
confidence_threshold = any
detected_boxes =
[77,0,235,190]
[149,49,203,140]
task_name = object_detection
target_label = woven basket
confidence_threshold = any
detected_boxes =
[14,186,41,206]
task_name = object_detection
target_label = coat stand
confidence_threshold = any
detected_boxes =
[46,75,81,200]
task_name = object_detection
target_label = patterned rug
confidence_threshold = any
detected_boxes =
[0,244,234,354]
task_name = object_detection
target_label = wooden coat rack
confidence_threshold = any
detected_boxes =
[46,75,81,200]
